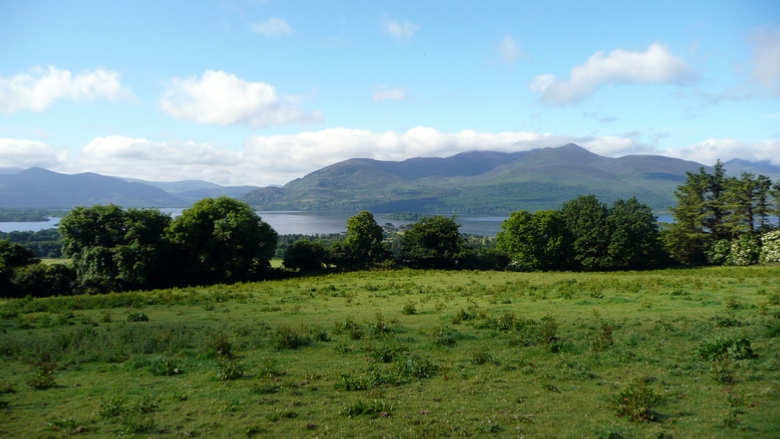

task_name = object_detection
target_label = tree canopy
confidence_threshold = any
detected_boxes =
[400,216,471,269]
[496,210,570,271]
[331,211,388,269]
[165,197,278,283]
[59,205,172,291]
[283,240,328,272]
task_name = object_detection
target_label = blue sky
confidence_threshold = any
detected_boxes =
[0,0,778,186]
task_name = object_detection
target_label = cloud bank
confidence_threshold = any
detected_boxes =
[2,129,777,187]
[0,67,133,113]
[0,138,65,168]
[531,44,695,105]
[159,70,320,128]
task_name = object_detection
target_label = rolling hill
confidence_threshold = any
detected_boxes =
[242,144,713,213]
[123,178,259,204]
[0,168,187,208]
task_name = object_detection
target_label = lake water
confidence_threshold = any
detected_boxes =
[0,210,675,236]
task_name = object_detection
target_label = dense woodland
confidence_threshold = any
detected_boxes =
[3,161,780,298]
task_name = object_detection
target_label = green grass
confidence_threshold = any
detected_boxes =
[39,258,71,265]
[1,267,779,437]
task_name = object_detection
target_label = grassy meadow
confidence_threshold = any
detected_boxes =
[1,267,779,438]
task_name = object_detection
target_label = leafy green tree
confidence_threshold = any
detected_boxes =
[59,205,172,291]
[704,161,730,241]
[165,197,277,283]
[1,240,41,295]
[7,263,76,298]
[560,195,611,270]
[400,216,471,269]
[330,211,388,269]
[283,240,328,271]
[496,210,570,270]
[0,239,39,269]
[606,197,663,269]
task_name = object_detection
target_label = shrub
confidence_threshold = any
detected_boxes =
[272,325,306,350]
[267,409,298,422]
[471,347,493,365]
[431,326,457,347]
[612,378,662,422]
[451,308,474,324]
[368,313,393,338]
[760,229,780,264]
[394,355,437,379]
[27,362,57,390]
[340,400,393,418]
[121,414,156,434]
[309,325,330,342]
[99,398,125,418]
[401,301,417,315]
[149,357,181,376]
[127,312,149,322]
[366,343,408,363]
[698,336,757,361]
[211,335,234,359]
[216,358,244,381]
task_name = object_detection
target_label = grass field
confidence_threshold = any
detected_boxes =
[1,267,779,438]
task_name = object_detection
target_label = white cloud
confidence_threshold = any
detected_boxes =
[497,34,526,65]
[661,138,780,166]
[0,138,66,168]
[372,86,407,101]
[5,130,779,187]
[531,43,695,105]
[382,17,420,41]
[159,70,320,128]
[252,18,292,36]
[749,26,780,91]
[0,66,133,113]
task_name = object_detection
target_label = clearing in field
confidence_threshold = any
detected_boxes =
[1,267,779,437]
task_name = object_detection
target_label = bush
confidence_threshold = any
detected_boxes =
[760,229,780,264]
[127,312,149,322]
[612,378,662,422]
[27,363,57,390]
[698,336,757,361]
[283,240,328,271]
[272,325,307,350]
[216,358,244,380]
[149,357,181,376]
[708,236,761,266]
[401,301,417,315]
[340,400,393,418]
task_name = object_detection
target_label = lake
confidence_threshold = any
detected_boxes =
[0,210,675,236]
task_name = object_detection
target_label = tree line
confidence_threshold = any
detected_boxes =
[3,161,780,297]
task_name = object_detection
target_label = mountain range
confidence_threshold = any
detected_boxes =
[0,168,257,208]
[242,144,717,213]
[0,144,777,212]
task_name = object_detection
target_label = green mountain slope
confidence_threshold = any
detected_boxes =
[242,144,712,213]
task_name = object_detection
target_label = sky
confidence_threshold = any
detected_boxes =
[0,0,779,186]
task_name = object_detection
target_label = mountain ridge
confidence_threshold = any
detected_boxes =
[241,144,717,213]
